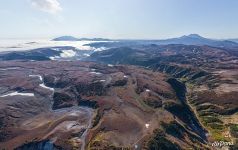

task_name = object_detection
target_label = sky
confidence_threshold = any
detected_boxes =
[0,0,238,39]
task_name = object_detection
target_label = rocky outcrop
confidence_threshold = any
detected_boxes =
[1,59,236,149]
[167,78,187,101]
[15,140,62,150]
[75,82,106,97]
[52,92,75,110]
[78,99,99,109]
[166,78,207,141]
[145,129,181,150]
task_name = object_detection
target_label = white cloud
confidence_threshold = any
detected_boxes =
[30,0,62,14]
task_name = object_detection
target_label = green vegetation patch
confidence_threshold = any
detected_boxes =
[88,133,131,150]
[201,116,223,125]
[91,109,103,128]
[146,129,181,150]
[230,124,238,138]
[197,111,218,117]
[200,115,226,140]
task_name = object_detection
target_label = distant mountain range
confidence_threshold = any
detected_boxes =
[53,36,79,41]
[52,36,111,41]
[155,34,238,47]
[53,34,238,48]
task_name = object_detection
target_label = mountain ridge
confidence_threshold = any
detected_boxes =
[52,36,111,41]
[71,34,238,48]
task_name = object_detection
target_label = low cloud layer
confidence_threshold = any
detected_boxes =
[30,0,62,14]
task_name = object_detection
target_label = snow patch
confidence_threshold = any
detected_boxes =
[145,123,150,129]
[146,89,150,92]
[107,64,114,67]
[90,72,102,75]
[90,69,96,71]
[40,83,54,91]
[29,75,43,81]
[69,112,79,116]
[1,92,34,97]
[29,75,54,91]
[0,67,20,71]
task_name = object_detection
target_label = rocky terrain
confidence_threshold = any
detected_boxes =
[89,44,238,149]
[0,61,210,149]
[0,37,237,150]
